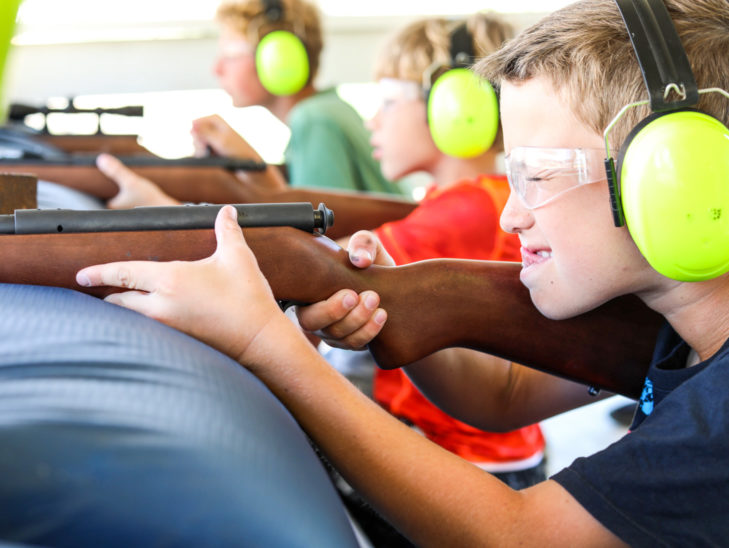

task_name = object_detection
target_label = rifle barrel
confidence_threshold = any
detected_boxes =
[9,103,145,120]
[0,202,334,235]
[0,154,267,171]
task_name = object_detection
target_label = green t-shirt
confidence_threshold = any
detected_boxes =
[285,88,403,195]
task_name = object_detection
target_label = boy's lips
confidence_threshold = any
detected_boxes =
[520,246,553,268]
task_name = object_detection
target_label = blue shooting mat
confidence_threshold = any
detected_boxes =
[36,180,106,210]
[0,283,358,547]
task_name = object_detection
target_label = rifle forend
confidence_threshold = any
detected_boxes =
[0,205,661,398]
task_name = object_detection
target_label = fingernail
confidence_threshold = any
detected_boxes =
[350,249,372,265]
[226,206,238,222]
[76,272,91,287]
[342,293,357,309]
[364,293,378,310]
[374,310,386,325]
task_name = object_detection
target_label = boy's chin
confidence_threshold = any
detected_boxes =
[530,292,595,321]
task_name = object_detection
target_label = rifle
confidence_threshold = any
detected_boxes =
[0,126,151,158]
[0,204,661,399]
[8,101,144,138]
[3,100,149,155]
[0,173,36,213]
[30,133,150,156]
[8,102,144,122]
[0,155,418,240]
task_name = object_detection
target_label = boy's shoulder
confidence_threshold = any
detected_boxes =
[289,88,361,127]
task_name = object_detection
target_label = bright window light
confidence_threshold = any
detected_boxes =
[13,0,576,44]
[318,0,573,16]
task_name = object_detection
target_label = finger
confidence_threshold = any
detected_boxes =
[96,153,135,183]
[347,231,394,268]
[212,205,249,261]
[103,289,155,315]
[76,260,167,293]
[319,308,388,350]
[296,289,358,331]
[316,290,384,340]
[297,289,384,340]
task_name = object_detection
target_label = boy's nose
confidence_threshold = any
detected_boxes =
[212,57,225,77]
[366,109,382,131]
[500,192,534,234]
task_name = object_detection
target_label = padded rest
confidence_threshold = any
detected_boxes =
[0,283,357,547]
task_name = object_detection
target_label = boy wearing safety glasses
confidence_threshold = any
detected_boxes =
[325,13,545,546]
[99,0,402,208]
[355,13,547,486]
[78,0,729,545]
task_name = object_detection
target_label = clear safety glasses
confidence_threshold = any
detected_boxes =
[377,78,424,110]
[504,147,607,209]
[217,40,255,61]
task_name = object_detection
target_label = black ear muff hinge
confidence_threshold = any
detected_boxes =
[605,157,626,227]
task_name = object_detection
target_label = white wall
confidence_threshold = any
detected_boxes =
[4,13,546,102]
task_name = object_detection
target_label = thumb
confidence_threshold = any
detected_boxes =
[347,230,394,268]
[213,205,248,259]
[97,153,128,182]
[97,153,140,193]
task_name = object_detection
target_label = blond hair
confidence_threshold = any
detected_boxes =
[374,13,514,83]
[475,0,729,150]
[216,0,323,80]
[373,13,514,152]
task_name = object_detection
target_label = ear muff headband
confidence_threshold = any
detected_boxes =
[255,0,309,96]
[424,24,499,159]
[605,0,729,281]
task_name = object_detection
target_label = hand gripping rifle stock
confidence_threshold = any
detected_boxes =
[0,203,660,398]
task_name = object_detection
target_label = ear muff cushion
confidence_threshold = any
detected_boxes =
[426,68,498,159]
[255,30,309,96]
[0,0,21,113]
[619,110,729,281]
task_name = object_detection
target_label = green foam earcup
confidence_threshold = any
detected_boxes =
[426,68,499,159]
[255,30,309,96]
[620,111,729,281]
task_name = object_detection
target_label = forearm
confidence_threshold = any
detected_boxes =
[246,318,524,545]
[247,317,618,547]
[402,348,609,431]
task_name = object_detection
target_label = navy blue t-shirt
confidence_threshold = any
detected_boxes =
[553,322,729,547]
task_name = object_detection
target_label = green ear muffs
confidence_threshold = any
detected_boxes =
[0,0,21,117]
[618,110,729,281]
[255,30,309,96]
[426,67,499,159]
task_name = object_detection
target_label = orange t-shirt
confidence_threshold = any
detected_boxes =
[373,174,545,464]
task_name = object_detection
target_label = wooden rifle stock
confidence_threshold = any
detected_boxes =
[35,134,150,155]
[0,206,661,398]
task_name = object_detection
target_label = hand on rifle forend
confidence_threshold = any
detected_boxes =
[191,114,262,161]
[76,206,289,367]
[97,153,180,209]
